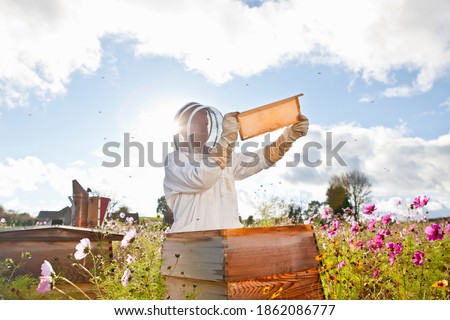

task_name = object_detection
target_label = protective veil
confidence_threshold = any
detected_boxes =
[164,102,271,232]
[173,102,223,153]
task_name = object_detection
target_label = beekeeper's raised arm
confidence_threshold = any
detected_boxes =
[163,101,309,233]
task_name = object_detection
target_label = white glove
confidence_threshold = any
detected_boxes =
[210,112,240,169]
[264,115,309,164]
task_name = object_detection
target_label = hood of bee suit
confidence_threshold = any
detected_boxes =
[173,102,223,153]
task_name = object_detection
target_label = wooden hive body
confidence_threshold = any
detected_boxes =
[161,225,324,300]
[0,225,123,283]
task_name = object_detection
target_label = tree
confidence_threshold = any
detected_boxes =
[326,183,351,216]
[157,196,173,225]
[326,174,351,216]
[242,215,255,227]
[304,200,323,219]
[0,208,36,227]
[325,170,371,221]
[346,170,372,219]
[287,203,303,224]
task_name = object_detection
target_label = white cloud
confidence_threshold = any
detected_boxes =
[2,0,450,108]
[67,160,87,167]
[440,97,450,111]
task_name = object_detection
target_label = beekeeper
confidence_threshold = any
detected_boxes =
[163,102,309,232]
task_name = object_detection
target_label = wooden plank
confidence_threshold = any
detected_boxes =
[164,229,224,239]
[0,226,123,242]
[223,224,312,236]
[227,268,324,300]
[161,235,225,281]
[224,226,319,281]
[165,276,227,300]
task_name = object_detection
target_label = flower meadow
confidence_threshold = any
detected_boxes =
[312,197,450,299]
[1,196,449,300]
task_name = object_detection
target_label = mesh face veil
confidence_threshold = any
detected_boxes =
[173,102,223,153]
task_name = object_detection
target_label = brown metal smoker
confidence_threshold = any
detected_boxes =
[72,179,88,227]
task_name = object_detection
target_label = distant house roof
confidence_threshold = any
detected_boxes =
[37,206,72,225]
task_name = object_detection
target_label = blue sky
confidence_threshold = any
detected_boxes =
[1,0,450,220]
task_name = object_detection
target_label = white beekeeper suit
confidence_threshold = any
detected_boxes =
[163,102,309,233]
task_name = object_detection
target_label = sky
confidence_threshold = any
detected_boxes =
[1,0,450,220]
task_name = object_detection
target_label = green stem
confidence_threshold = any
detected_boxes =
[76,259,103,299]
[53,285,76,300]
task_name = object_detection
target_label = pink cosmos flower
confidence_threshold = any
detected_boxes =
[322,207,332,220]
[413,195,430,209]
[388,252,395,266]
[408,224,416,233]
[363,204,377,215]
[74,238,91,260]
[121,228,137,247]
[376,228,385,240]
[424,224,444,242]
[367,236,384,251]
[337,260,347,270]
[327,220,340,237]
[343,207,352,215]
[394,242,403,255]
[445,224,450,236]
[367,218,377,231]
[327,228,336,237]
[381,214,391,226]
[40,260,55,277]
[36,276,52,293]
[37,260,55,294]
[331,220,340,229]
[413,250,424,266]
[126,216,134,225]
[356,241,364,250]
[372,268,379,278]
[121,268,131,287]
[351,222,359,234]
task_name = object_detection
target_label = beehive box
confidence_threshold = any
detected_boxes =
[161,225,323,300]
[0,225,123,283]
